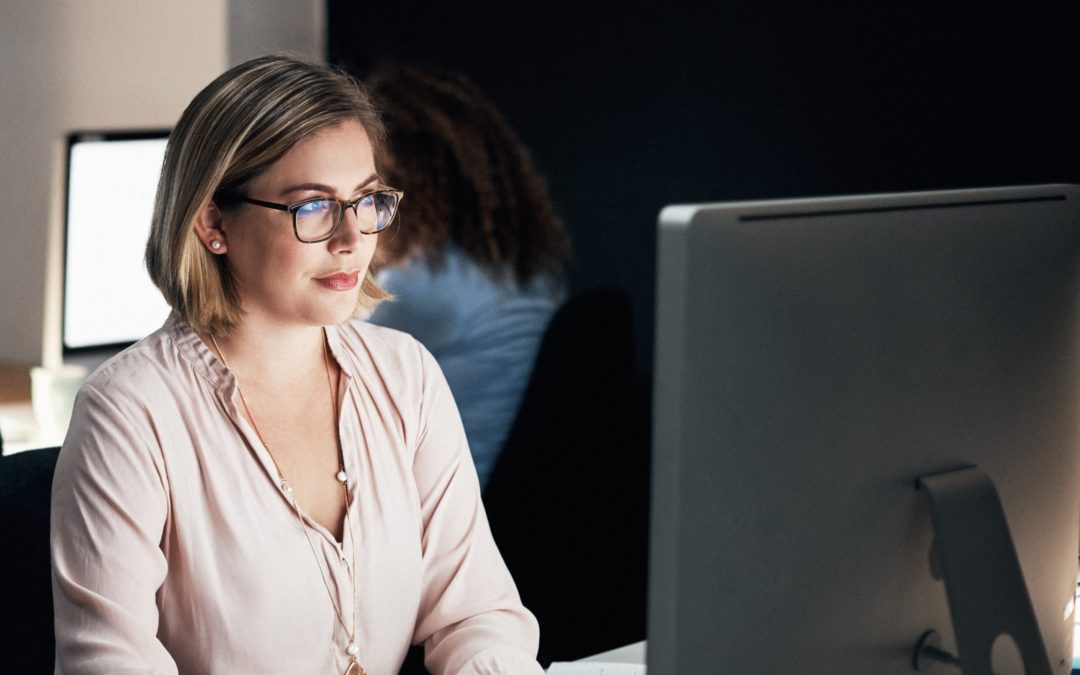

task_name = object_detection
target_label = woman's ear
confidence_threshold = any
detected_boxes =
[194,200,228,254]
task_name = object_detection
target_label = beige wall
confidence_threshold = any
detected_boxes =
[0,0,324,366]
[228,0,325,65]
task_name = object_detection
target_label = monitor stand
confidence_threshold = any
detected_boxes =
[915,466,1053,674]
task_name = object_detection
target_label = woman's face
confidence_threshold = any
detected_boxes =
[219,119,379,330]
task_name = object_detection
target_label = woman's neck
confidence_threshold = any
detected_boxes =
[206,318,329,386]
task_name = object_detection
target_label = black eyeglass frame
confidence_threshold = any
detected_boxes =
[239,187,404,243]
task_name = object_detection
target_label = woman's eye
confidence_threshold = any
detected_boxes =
[297,199,333,217]
[357,194,375,209]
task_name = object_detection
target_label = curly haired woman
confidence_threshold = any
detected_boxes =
[367,65,571,490]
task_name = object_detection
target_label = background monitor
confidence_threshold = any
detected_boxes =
[62,130,170,364]
[649,184,1080,673]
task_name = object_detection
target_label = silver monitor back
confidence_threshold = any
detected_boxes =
[649,184,1080,674]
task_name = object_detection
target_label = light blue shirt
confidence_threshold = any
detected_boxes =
[368,247,563,489]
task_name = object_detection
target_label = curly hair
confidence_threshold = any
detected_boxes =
[366,64,570,285]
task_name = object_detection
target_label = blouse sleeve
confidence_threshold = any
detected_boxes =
[50,383,177,674]
[408,346,544,675]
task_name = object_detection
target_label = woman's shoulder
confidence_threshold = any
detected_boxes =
[333,319,430,367]
[79,322,217,409]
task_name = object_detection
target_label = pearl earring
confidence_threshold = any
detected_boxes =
[211,240,223,250]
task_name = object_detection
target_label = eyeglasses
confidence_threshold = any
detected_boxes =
[240,188,403,243]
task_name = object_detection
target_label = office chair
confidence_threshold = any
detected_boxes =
[482,288,651,666]
[0,445,60,674]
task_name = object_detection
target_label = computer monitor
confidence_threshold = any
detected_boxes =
[649,184,1080,674]
[62,130,171,368]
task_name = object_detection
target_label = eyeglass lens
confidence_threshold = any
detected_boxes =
[295,191,399,241]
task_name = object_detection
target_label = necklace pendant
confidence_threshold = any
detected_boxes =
[344,659,364,675]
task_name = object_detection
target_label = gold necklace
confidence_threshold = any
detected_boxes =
[211,330,365,675]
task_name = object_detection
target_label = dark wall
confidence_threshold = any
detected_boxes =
[329,2,1080,378]
[328,3,1080,664]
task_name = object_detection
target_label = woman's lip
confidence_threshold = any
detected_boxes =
[315,271,360,291]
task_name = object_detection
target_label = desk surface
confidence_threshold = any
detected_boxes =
[579,641,1080,673]
[580,642,645,665]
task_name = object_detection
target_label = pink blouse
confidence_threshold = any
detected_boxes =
[50,314,543,674]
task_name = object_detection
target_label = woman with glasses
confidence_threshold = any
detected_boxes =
[365,66,571,491]
[50,55,543,675]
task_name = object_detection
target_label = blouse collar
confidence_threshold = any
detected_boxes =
[164,312,358,394]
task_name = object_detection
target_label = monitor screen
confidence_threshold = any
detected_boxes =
[649,184,1080,674]
[62,131,171,355]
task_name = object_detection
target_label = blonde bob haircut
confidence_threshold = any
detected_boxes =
[146,55,390,336]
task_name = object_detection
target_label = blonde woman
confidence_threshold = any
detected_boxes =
[50,55,542,674]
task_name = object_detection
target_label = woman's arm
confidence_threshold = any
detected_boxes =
[409,346,544,675]
[50,384,177,674]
